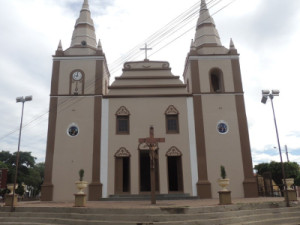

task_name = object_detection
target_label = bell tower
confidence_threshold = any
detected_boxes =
[41,0,109,201]
[184,0,258,198]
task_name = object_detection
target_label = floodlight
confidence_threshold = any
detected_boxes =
[16,97,23,103]
[262,90,270,95]
[25,95,32,101]
[272,90,280,96]
[261,95,268,104]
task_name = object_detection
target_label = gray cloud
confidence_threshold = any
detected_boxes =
[63,0,116,17]
[223,0,300,50]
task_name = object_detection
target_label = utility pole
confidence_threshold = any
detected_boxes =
[285,145,290,162]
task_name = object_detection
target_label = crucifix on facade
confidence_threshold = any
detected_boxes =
[138,126,165,204]
[140,43,152,60]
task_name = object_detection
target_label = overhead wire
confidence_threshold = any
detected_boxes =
[0,0,237,145]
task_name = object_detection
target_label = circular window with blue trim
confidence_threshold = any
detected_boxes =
[217,121,229,134]
[67,124,79,137]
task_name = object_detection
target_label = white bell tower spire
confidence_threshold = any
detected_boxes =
[70,0,97,48]
[194,0,222,48]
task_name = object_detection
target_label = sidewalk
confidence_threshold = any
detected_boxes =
[1,197,297,209]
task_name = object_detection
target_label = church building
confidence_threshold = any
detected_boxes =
[41,0,258,201]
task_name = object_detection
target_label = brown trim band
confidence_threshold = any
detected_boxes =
[115,76,180,80]
[41,97,58,201]
[193,95,212,198]
[41,60,60,201]
[231,58,243,93]
[190,60,201,94]
[95,60,103,95]
[50,61,60,95]
[235,95,258,197]
[105,94,192,98]
[196,92,244,95]
[89,60,104,200]
[108,84,186,89]
[89,95,103,200]
[123,68,172,72]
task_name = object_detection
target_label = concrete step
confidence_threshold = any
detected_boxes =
[0,207,300,222]
[0,223,55,225]
[0,201,299,225]
[0,201,294,214]
[105,193,198,201]
[0,207,300,225]
[231,217,300,225]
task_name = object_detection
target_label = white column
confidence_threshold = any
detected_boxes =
[187,97,198,196]
[100,98,109,197]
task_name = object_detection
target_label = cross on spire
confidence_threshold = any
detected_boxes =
[140,43,152,60]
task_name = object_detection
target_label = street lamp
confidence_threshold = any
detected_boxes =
[11,95,32,211]
[261,90,289,207]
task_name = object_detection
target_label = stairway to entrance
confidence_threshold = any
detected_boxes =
[0,201,299,225]
[105,193,198,201]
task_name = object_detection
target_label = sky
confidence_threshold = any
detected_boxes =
[0,0,299,166]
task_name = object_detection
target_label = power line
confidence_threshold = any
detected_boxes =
[0,0,237,144]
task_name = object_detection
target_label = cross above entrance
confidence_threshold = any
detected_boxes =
[140,43,152,60]
[138,126,165,150]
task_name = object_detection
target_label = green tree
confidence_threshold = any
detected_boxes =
[295,174,300,186]
[0,151,44,197]
[255,161,300,189]
[0,161,8,169]
[0,151,36,184]
[24,163,45,197]
[0,151,12,164]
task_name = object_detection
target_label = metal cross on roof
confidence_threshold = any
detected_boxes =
[140,43,152,60]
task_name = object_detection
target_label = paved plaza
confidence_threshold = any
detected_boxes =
[0,197,297,209]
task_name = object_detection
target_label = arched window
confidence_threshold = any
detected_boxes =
[116,106,130,134]
[210,68,224,93]
[165,105,179,134]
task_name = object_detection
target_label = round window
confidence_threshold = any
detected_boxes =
[68,124,79,137]
[217,121,229,134]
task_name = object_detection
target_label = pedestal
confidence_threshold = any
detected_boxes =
[88,182,102,201]
[285,189,297,201]
[218,191,231,205]
[4,194,18,207]
[74,193,86,207]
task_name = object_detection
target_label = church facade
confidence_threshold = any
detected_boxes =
[41,0,258,201]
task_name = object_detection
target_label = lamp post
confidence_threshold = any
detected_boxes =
[261,90,289,207]
[11,95,32,211]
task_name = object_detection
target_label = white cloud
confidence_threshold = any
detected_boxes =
[0,0,299,166]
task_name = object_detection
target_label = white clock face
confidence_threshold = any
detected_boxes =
[72,71,82,81]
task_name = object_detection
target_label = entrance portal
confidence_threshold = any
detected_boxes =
[140,150,159,192]
[165,146,184,192]
[115,148,131,194]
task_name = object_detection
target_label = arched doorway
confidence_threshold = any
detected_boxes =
[139,149,160,193]
[114,147,131,194]
[166,146,183,192]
